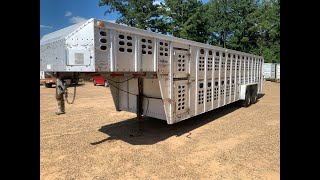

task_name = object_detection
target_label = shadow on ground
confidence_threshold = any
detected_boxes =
[258,93,265,99]
[68,83,85,87]
[92,103,237,145]
[91,95,265,145]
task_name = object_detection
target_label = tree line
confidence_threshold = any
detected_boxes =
[99,0,280,63]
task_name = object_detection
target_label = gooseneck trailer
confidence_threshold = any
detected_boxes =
[40,18,264,124]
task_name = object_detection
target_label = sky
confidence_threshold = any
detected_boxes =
[40,0,209,39]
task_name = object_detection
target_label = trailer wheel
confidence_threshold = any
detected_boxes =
[104,81,109,87]
[44,83,52,88]
[241,88,251,107]
[251,86,258,104]
[93,80,97,86]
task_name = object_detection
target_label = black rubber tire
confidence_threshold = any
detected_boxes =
[251,86,258,104]
[104,81,109,87]
[241,88,251,107]
[93,80,97,86]
[44,83,52,88]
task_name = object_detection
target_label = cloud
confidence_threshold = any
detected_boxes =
[69,16,87,24]
[153,0,164,5]
[119,23,127,26]
[107,20,116,23]
[40,25,53,29]
[65,11,72,17]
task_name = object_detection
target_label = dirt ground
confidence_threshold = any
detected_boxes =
[40,81,280,180]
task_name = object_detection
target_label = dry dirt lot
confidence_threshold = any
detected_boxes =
[40,81,280,180]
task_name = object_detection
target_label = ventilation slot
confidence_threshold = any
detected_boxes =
[100,31,107,36]
[199,56,205,71]
[198,83,204,104]
[207,57,213,71]
[98,31,108,50]
[227,60,231,71]
[232,60,235,71]
[226,79,230,97]
[118,33,133,53]
[198,91,204,104]
[231,78,235,96]
[214,58,219,71]
[221,61,225,70]
[221,89,225,96]
[141,37,154,56]
[100,45,107,50]
[236,61,240,71]
[100,38,107,43]
[159,41,169,56]
[177,85,186,111]
[177,54,186,72]
[214,81,219,100]
[207,82,212,102]
[119,41,125,45]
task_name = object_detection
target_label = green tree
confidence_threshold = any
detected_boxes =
[99,0,167,32]
[162,0,204,36]
[206,0,279,62]
[179,5,210,43]
[206,0,233,48]
[206,0,259,51]
[255,0,280,62]
[99,0,280,62]
[164,0,210,43]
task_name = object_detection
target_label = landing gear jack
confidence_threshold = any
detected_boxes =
[55,78,66,115]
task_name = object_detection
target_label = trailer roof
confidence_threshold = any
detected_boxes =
[40,20,87,45]
[40,18,263,59]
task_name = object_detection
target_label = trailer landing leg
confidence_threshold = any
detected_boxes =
[130,77,144,137]
[55,78,66,115]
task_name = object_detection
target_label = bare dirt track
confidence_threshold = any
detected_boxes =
[40,81,280,180]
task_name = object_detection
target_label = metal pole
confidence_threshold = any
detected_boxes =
[130,77,144,137]
[137,77,143,122]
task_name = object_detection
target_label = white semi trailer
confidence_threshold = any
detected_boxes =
[263,63,280,81]
[40,18,264,124]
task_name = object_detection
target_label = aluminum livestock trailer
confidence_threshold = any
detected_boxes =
[263,63,274,79]
[40,18,264,124]
[263,63,280,81]
[276,63,280,80]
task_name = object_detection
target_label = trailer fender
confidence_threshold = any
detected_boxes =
[239,83,259,100]
[239,85,247,100]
